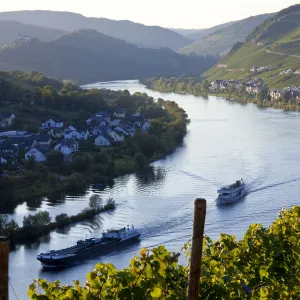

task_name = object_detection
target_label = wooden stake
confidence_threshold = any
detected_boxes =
[187,199,206,300]
[0,236,9,300]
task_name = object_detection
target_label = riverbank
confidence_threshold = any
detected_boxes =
[0,86,189,209]
[141,77,300,112]
[1,198,116,246]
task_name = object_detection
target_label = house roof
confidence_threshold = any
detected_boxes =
[92,125,111,134]
[58,139,78,147]
[96,133,113,143]
[0,113,14,119]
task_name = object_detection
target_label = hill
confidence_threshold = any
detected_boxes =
[179,13,273,56]
[0,20,65,46]
[0,29,217,84]
[0,10,191,50]
[186,20,237,41]
[169,28,203,37]
[202,4,300,88]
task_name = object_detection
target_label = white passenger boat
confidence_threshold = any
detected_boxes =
[216,179,246,204]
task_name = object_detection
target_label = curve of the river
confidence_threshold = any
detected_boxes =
[8,80,300,299]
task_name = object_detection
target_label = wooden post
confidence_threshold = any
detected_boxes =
[0,237,9,300]
[187,199,206,300]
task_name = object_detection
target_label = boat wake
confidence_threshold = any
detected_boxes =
[247,177,300,195]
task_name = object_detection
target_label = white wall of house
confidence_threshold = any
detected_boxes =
[41,119,63,129]
[95,135,111,146]
[0,157,7,164]
[64,131,81,140]
[142,121,150,132]
[109,131,124,142]
[25,148,46,162]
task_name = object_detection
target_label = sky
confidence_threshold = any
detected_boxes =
[0,0,299,29]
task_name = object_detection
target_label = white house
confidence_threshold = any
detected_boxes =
[55,140,79,155]
[114,108,126,118]
[25,148,46,162]
[92,126,111,136]
[64,129,81,140]
[41,118,63,129]
[132,111,141,117]
[0,113,16,128]
[109,130,124,142]
[142,120,151,132]
[95,135,112,146]
[109,119,121,128]
[115,124,135,136]
[0,157,7,164]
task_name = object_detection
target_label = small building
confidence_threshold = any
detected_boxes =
[0,113,16,128]
[0,156,7,164]
[114,108,126,118]
[25,147,47,162]
[109,119,122,128]
[95,134,112,146]
[91,126,111,136]
[109,129,124,142]
[41,118,64,129]
[55,140,79,155]
[142,120,151,132]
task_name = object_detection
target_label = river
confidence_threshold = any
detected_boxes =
[8,80,300,299]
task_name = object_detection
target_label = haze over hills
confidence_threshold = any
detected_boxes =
[0,20,66,46]
[0,10,192,50]
[202,4,300,88]
[0,29,217,83]
[179,13,273,57]
[185,21,237,42]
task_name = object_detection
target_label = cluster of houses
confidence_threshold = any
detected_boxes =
[280,69,294,75]
[209,78,300,102]
[250,66,273,73]
[0,108,151,166]
[269,86,300,101]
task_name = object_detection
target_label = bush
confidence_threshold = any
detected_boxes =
[28,206,300,299]
[55,213,70,225]
[89,194,103,210]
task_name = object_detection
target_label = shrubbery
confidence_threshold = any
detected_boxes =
[28,206,300,299]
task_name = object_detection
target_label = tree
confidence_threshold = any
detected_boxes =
[94,152,109,165]
[89,194,103,210]
[71,155,88,173]
[201,80,210,92]
[46,151,64,171]
[25,157,37,171]
[134,152,146,168]
[257,87,269,101]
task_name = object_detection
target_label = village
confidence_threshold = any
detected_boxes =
[209,70,300,102]
[0,109,151,168]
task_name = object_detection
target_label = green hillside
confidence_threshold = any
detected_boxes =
[178,13,273,57]
[202,5,300,88]
[0,29,217,84]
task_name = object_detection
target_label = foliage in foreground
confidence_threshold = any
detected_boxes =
[28,206,300,299]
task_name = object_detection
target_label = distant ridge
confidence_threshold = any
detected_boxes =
[179,13,273,56]
[0,20,66,46]
[0,10,192,50]
[0,29,217,83]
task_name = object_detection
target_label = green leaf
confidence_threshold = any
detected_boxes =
[151,287,162,298]
[259,267,268,279]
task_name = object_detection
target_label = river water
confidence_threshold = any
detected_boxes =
[7,80,300,299]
